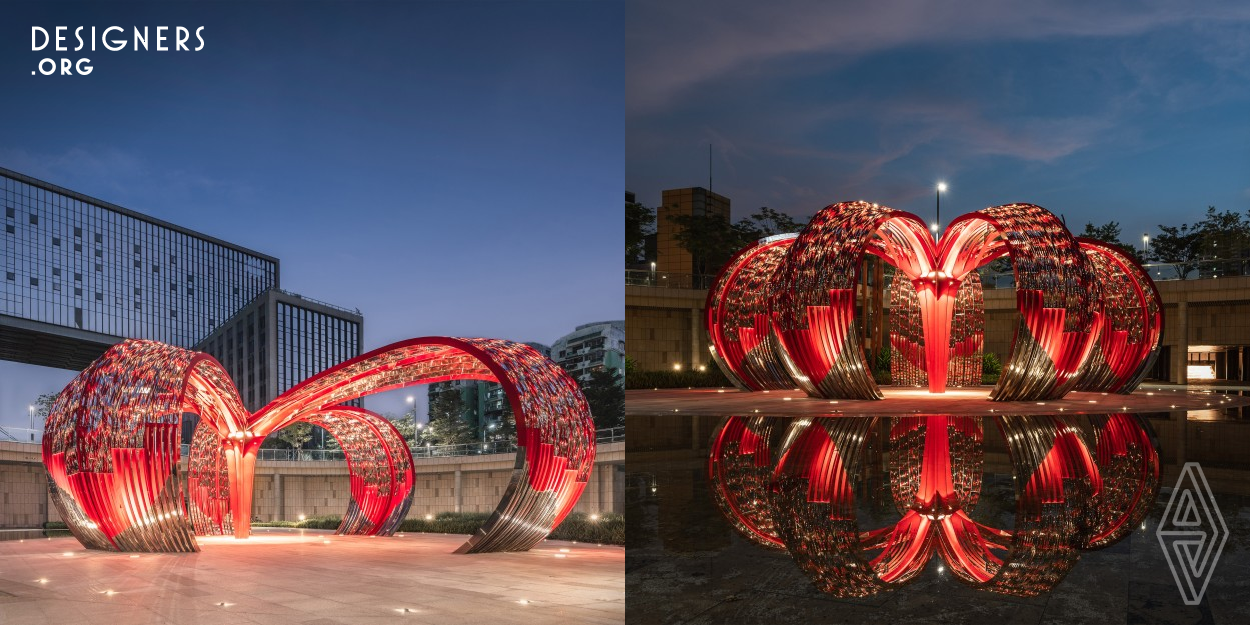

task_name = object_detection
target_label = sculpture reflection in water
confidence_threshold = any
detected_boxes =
[43,337,595,554]
[706,202,1163,401]
[709,414,1159,597]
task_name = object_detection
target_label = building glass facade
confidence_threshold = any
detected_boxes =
[1,168,277,348]
[197,288,362,413]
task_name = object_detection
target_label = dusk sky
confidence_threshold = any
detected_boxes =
[628,1,1250,242]
[0,1,622,427]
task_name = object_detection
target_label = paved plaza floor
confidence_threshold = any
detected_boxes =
[0,528,623,625]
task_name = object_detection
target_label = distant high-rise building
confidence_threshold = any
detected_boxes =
[657,186,730,276]
[551,320,625,382]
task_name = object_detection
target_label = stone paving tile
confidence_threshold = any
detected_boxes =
[0,529,622,625]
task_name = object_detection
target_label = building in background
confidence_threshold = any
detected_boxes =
[551,320,625,381]
[195,288,363,412]
[656,186,730,276]
[1,167,277,370]
[0,168,363,445]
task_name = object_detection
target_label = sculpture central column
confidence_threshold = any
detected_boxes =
[912,272,963,393]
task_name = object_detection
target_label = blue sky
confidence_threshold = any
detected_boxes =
[0,1,623,427]
[628,1,1250,240]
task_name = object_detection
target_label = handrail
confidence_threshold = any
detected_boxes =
[242,426,625,462]
[627,257,1250,291]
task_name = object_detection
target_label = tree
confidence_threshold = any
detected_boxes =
[1196,206,1250,269]
[424,389,476,446]
[735,207,804,241]
[33,392,58,421]
[670,206,807,276]
[1080,221,1143,262]
[274,422,313,451]
[668,211,744,276]
[578,368,624,430]
[626,200,656,264]
[1151,222,1203,280]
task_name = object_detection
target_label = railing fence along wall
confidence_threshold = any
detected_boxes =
[628,256,1250,291]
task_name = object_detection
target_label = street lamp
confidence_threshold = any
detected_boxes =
[935,182,947,236]
[650,261,656,285]
[1142,234,1149,253]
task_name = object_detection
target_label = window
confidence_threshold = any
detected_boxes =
[94,233,102,243]
[74,227,81,237]
[171,310,177,318]
[4,207,12,218]
[52,237,60,246]
[135,260,142,268]
[74,272,81,281]
[134,244,142,253]
[29,214,37,225]
[134,287,141,295]
[74,287,82,296]
[4,224,12,234]
[30,277,38,286]
[153,265,159,274]
[95,263,102,272]
[4,272,12,281]
[135,302,142,310]
[52,268,61,276]
[74,243,82,252]
[95,249,103,258]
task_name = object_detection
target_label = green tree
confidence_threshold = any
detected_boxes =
[626,199,656,264]
[668,211,744,276]
[1196,206,1250,268]
[1080,221,1143,262]
[1150,222,1203,279]
[670,207,806,276]
[424,389,476,446]
[578,368,624,430]
[735,207,804,241]
[274,422,313,451]
[33,392,58,421]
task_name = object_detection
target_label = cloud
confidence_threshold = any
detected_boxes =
[628,0,1250,114]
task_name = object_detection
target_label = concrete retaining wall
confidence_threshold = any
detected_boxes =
[0,440,624,528]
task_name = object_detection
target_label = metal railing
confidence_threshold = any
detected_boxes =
[274,287,362,316]
[0,426,41,443]
[249,426,625,462]
[626,269,717,290]
[628,257,1250,292]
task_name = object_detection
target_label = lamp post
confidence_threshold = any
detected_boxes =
[650,261,656,285]
[1142,234,1150,254]
[934,182,947,237]
[28,404,35,441]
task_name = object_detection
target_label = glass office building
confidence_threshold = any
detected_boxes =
[196,288,363,412]
[1,167,278,369]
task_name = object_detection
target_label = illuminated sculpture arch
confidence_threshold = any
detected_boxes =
[44,337,595,554]
[708,413,1160,597]
[706,201,1163,401]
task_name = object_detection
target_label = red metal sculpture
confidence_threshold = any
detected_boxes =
[706,201,1163,401]
[44,337,595,554]
[708,413,1159,597]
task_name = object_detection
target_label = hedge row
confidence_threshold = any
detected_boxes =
[625,368,731,389]
[253,511,624,545]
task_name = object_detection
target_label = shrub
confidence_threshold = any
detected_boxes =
[982,352,1002,376]
[252,511,625,545]
[626,367,731,389]
[549,512,624,545]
